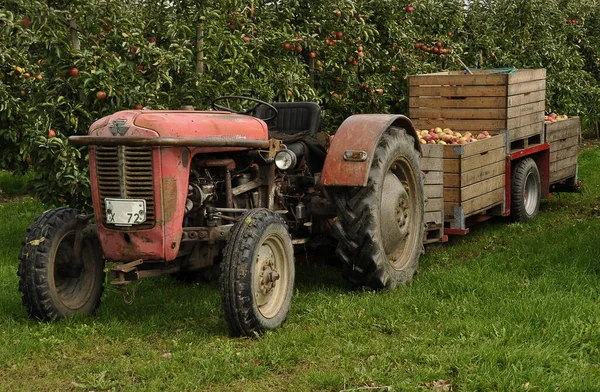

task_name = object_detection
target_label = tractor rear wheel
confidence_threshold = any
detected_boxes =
[511,157,541,222]
[332,126,425,290]
[18,208,105,321]
[220,209,294,336]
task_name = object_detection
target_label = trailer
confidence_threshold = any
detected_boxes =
[409,69,580,242]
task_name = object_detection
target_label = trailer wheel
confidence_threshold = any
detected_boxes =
[332,126,425,290]
[511,157,541,222]
[17,208,105,321]
[220,209,294,336]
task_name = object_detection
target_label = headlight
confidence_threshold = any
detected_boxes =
[274,149,297,170]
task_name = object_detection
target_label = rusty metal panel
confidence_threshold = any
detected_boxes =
[321,114,421,187]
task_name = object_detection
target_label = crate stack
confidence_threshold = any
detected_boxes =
[408,69,546,151]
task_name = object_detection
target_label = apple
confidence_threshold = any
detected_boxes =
[442,134,453,143]
[336,31,343,39]
[334,10,342,17]
[422,134,432,142]
[406,4,414,13]
[26,157,33,165]
[357,45,364,52]
[283,43,292,51]
[22,17,32,28]
[435,127,443,134]
[295,46,302,53]
[131,46,138,54]
[443,128,453,135]
[48,129,56,138]
[309,52,317,58]
[68,67,79,77]
[436,41,443,48]
[134,104,143,110]
[453,132,462,138]
[96,91,107,100]
[287,90,293,97]
[431,133,439,141]
[35,74,42,81]
[420,138,427,144]
[23,73,31,79]
[477,133,486,140]
[433,47,440,54]
[415,42,421,49]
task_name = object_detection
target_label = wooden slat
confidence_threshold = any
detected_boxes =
[423,170,443,185]
[448,187,504,216]
[507,90,546,107]
[444,148,505,174]
[550,165,577,183]
[444,161,505,188]
[424,211,443,225]
[407,74,508,86]
[426,198,443,212]
[506,100,545,119]
[409,85,508,97]
[507,79,546,95]
[507,69,546,84]
[549,135,579,152]
[546,118,580,142]
[550,145,578,162]
[409,96,507,109]
[420,144,443,158]
[445,134,505,158]
[444,187,459,203]
[506,112,544,129]
[461,174,505,202]
[510,122,543,141]
[425,184,443,199]
[550,156,578,172]
[421,157,444,171]
[413,119,506,132]
[410,107,507,120]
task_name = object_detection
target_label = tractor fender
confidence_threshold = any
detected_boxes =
[320,114,421,187]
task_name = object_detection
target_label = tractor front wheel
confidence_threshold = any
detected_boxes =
[18,208,105,321]
[220,209,295,336]
[332,126,425,290]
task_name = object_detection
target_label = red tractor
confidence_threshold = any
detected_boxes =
[18,97,425,336]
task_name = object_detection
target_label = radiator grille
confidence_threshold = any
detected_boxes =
[95,146,155,229]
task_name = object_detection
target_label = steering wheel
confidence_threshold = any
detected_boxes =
[210,96,278,122]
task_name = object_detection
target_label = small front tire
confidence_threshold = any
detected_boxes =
[18,208,105,321]
[220,209,295,336]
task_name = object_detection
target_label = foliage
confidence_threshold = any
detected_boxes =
[1,0,599,208]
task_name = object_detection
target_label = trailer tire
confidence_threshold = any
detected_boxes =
[511,157,541,222]
[220,209,294,336]
[17,208,105,321]
[332,126,425,290]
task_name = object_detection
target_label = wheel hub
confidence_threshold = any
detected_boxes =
[259,255,280,295]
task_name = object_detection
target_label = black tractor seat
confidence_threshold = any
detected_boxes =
[254,102,321,137]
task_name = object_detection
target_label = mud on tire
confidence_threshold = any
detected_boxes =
[18,208,105,321]
[332,126,425,290]
[220,208,294,336]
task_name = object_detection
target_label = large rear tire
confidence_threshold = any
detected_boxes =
[332,126,425,290]
[220,209,295,336]
[18,208,105,321]
[511,157,541,222]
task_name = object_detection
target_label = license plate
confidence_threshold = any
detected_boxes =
[105,198,147,226]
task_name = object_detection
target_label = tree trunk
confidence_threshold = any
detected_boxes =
[196,26,204,75]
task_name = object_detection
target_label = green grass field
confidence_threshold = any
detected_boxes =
[1,146,600,391]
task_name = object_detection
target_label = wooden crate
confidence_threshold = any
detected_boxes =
[421,144,444,243]
[442,133,506,229]
[408,69,546,151]
[546,116,580,184]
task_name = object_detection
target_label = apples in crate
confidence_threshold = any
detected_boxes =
[544,113,569,124]
[417,127,492,145]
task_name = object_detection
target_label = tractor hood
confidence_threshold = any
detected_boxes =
[88,110,269,140]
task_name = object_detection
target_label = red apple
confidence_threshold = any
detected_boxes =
[96,91,107,100]
[23,73,31,79]
[309,52,317,58]
[336,31,343,39]
[284,43,292,51]
[134,104,143,110]
[48,129,56,138]
[68,67,79,77]
[242,36,251,42]
[436,41,443,48]
[406,4,414,13]
[21,17,32,28]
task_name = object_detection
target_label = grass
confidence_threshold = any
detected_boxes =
[1,147,600,391]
